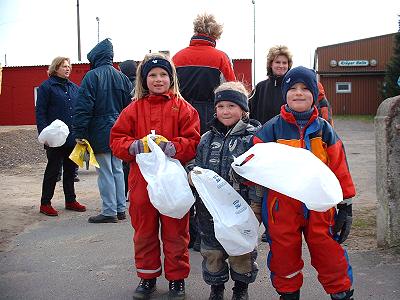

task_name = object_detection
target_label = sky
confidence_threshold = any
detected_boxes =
[0,0,399,84]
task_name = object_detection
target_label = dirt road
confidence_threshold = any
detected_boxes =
[0,118,376,252]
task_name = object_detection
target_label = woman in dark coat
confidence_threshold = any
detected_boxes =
[36,56,86,216]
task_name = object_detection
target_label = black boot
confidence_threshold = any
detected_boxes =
[168,279,185,299]
[209,284,224,300]
[133,278,156,299]
[331,289,354,300]
[232,281,249,300]
[279,290,300,300]
[88,214,118,223]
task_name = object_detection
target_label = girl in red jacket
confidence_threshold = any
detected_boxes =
[110,53,200,300]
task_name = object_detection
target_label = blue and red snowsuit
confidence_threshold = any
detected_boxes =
[110,92,200,281]
[253,105,356,295]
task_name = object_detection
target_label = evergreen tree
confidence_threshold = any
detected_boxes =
[382,16,400,99]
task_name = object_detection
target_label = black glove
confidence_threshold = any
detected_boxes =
[333,204,352,244]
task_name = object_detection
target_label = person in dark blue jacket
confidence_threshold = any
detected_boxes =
[36,56,86,216]
[72,38,132,223]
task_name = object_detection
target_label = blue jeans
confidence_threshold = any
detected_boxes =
[95,153,126,216]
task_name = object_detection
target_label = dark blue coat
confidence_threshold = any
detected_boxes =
[35,75,79,147]
[72,39,132,153]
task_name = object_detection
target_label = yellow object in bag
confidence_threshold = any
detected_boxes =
[141,135,168,153]
[69,139,100,169]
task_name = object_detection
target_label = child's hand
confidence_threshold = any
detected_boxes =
[129,140,145,155]
[149,134,168,143]
[75,138,85,145]
[141,135,168,152]
[158,141,176,157]
[333,203,352,244]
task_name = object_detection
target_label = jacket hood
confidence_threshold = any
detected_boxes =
[87,38,114,68]
[119,60,137,83]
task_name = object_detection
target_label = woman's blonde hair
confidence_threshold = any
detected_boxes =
[48,57,71,77]
[266,45,293,75]
[134,52,182,100]
[193,13,223,40]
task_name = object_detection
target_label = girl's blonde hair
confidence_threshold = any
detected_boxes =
[193,13,223,40]
[266,45,293,75]
[48,57,71,77]
[134,52,182,100]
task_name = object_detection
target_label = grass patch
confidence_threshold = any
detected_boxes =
[334,115,374,122]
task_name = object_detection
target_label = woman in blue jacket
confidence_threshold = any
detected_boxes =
[35,56,86,216]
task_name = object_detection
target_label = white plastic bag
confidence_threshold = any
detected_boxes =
[37,119,69,147]
[231,142,343,212]
[136,134,195,219]
[191,167,259,256]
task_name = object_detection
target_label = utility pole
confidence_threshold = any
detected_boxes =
[96,17,100,43]
[77,0,81,61]
[252,0,256,87]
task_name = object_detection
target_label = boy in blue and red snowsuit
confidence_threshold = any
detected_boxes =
[253,66,356,300]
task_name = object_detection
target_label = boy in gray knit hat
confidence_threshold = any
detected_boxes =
[189,81,262,300]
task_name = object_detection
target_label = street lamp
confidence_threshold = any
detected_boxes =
[96,17,100,43]
[76,0,81,61]
[252,0,255,87]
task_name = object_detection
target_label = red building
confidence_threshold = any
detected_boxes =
[314,33,396,115]
[0,59,252,125]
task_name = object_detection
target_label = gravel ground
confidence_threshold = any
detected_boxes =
[0,119,379,252]
[0,127,46,172]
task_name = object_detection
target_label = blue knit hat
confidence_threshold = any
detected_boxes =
[281,66,318,104]
[141,57,173,89]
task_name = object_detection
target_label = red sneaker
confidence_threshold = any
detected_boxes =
[65,201,86,212]
[40,204,58,216]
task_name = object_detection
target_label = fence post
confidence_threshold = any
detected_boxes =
[375,95,400,248]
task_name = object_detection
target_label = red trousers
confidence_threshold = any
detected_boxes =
[129,174,190,281]
[266,192,352,294]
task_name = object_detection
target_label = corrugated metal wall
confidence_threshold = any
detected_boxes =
[0,60,252,125]
[322,75,383,115]
[316,33,396,115]
[232,59,252,91]
[0,64,91,125]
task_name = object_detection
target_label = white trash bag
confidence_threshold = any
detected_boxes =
[37,119,70,147]
[191,167,259,256]
[136,134,195,219]
[231,142,343,212]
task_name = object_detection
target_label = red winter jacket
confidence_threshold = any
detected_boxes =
[110,92,200,188]
[173,34,236,134]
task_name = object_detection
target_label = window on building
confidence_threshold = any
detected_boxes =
[336,82,351,94]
